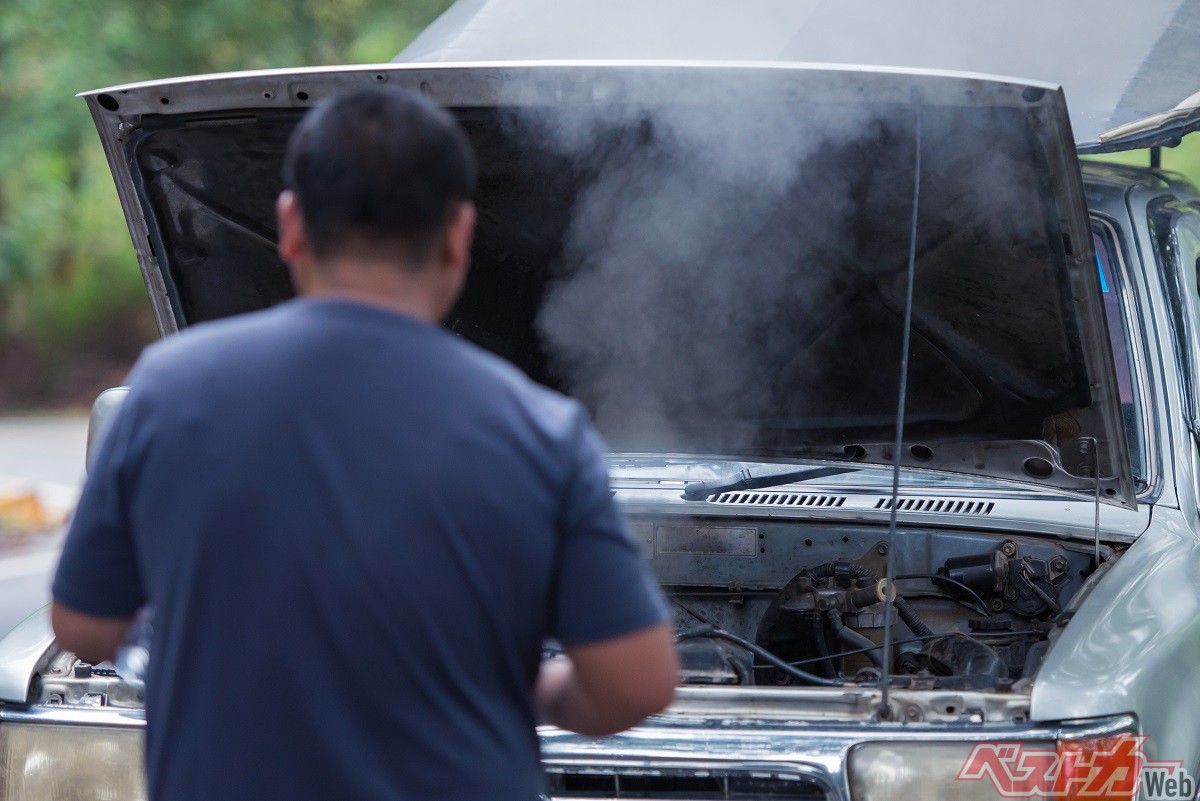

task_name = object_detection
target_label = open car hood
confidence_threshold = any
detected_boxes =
[81,62,1135,506]
[398,0,1200,152]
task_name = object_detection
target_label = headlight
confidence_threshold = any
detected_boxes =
[0,723,145,800]
[850,732,1142,801]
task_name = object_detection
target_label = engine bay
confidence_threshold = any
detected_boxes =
[636,517,1105,692]
[37,514,1107,709]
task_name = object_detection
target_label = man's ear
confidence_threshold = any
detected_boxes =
[441,201,476,277]
[276,190,308,266]
[430,202,477,322]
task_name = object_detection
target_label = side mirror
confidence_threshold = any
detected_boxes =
[86,387,130,475]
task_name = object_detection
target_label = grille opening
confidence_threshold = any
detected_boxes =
[545,767,829,799]
[709,492,847,508]
[873,497,995,515]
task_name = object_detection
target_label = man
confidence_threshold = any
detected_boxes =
[51,88,677,801]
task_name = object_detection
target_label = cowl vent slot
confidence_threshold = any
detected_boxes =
[874,498,995,515]
[709,492,846,508]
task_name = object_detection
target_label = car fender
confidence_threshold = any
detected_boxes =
[1032,505,1200,767]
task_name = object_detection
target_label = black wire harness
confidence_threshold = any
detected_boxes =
[675,624,843,687]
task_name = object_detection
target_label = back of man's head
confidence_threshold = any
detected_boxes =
[282,88,476,267]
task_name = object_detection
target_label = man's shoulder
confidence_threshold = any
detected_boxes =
[131,302,590,442]
[449,335,584,436]
[131,304,298,383]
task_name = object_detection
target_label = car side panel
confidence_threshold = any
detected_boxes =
[1031,505,1200,766]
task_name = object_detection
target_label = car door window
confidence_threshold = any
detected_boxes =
[1149,200,1200,439]
[1094,226,1145,483]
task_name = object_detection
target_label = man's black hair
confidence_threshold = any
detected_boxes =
[282,87,476,265]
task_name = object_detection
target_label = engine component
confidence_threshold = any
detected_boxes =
[968,617,1013,632]
[31,648,142,709]
[926,635,1007,679]
[894,595,934,637]
[942,541,1068,617]
[675,639,749,685]
[677,624,844,686]
[826,608,883,668]
[942,551,1006,595]
[756,558,937,682]
[659,523,1086,690]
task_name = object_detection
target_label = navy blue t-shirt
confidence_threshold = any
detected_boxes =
[53,298,668,801]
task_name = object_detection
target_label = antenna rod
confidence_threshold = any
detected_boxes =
[1093,437,1101,568]
[879,95,922,719]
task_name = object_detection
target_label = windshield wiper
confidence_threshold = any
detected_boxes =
[681,466,858,501]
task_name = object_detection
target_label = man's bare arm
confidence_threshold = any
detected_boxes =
[50,602,134,664]
[535,622,677,737]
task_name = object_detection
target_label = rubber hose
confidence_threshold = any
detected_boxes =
[675,625,844,687]
[894,596,934,638]
[825,609,883,668]
[804,561,876,581]
[811,612,839,678]
[808,561,936,638]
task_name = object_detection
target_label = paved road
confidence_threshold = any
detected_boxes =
[0,415,88,638]
[0,541,62,637]
[0,415,88,488]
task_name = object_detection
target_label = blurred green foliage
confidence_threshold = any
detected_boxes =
[1085,139,1200,184]
[0,0,452,406]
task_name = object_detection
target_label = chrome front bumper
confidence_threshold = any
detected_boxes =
[540,701,1138,801]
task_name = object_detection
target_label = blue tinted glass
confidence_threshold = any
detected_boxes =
[1093,230,1142,481]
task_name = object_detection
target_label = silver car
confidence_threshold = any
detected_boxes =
[4,5,1200,800]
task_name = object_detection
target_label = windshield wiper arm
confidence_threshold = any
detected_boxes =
[681,466,858,501]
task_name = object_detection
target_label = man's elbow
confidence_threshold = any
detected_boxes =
[578,633,679,736]
[50,602,131,664]
[52,633,113,666]
[608,678,676,735]
[630,667,677,721]
[572,680,675,738]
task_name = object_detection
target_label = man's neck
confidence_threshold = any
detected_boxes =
[298,259,447,323]
[304,287,441,323]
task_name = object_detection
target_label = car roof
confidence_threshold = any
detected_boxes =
[1082,159,1200,211]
